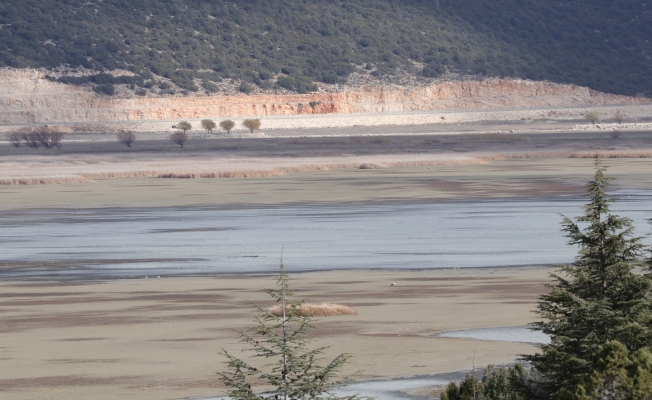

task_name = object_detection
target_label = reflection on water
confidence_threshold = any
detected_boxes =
[434,326,550,344]
[1,192,650,279]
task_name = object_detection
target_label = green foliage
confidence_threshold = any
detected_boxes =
[524,159,652,397]
[218,260,362,400]
[441,364,545,400]
[93,83,115,95]
[220,119,236,134]
[202,79,219,93]
[571,341,652,400]
[1,0,649,95]
[177,121,192,133]
[239,81,253,94]
[201,119,216,133]
[482,365,519,400]
[242,119,261,133]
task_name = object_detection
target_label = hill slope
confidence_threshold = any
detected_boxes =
[0,0,650,96]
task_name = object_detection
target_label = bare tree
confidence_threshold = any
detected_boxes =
[613,110,624,124]
[6,132,22,148]
[201,119,216,133]
[117,131,136,148]
[242,118,261,133]
[34,126,64,149]
[219,119,235,134]
[170,131,188,148]
[22,132,41,149]
[584,111,601,125]
[177,121,192,134]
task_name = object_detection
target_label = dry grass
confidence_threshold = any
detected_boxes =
[569,149,652,159]
[359,163,387,169]
[2,148,651,186]
[447,133,531,144]
[0,176,93,185]
[285,136,396,146]
[268,303,357,317]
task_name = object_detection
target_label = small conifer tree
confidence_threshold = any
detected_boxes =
[524,158,652,396]
[218,258,363,400]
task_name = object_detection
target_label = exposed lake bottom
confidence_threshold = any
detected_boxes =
[1,191,651,280]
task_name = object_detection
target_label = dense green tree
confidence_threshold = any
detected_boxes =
[524,159,652,397]
[218,260,362,400]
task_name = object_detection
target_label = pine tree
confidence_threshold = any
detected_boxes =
[524,159,652,397]
[218,258,363,400]
[573,340,652,400]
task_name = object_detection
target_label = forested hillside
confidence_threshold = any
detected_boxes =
[0,0,650,96]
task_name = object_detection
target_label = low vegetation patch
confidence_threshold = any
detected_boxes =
[269,303,357,317]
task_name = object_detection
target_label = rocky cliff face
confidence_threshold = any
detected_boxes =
[0,68,644,127]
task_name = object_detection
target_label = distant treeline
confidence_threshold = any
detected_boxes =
[1,0,650,96]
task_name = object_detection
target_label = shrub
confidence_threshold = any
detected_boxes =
[93,83,115,96]
[269,303,357,317]
[202,79,218,93]
[239,81,252,94]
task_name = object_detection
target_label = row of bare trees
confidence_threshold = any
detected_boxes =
[6,127,64,149]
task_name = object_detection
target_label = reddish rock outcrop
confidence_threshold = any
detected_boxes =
[0,68,644,126]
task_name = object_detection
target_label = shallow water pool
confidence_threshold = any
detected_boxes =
[2,192,650,279]
[433,326,550,344]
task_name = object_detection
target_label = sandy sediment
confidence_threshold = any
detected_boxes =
[0,267,554,400]
[1,157,652,210]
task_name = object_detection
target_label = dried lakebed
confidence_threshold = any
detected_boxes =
[2,191,651,280]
